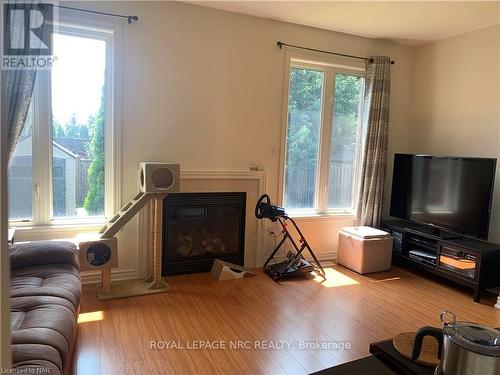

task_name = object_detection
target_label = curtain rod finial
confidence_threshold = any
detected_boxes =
[128,15,138,24]
[277,41,284,49]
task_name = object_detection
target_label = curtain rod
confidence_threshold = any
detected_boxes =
[47,4,138,24]
[277,41,395,65]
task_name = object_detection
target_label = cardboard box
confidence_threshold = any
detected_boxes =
[211,259,256,281]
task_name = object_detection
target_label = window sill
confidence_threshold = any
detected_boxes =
[10,221,104,242]
[288,211,355,222]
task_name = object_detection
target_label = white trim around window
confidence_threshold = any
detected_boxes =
[9,15,121,238]
[278,51,365,217]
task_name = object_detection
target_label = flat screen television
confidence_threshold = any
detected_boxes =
[390,154,497,240]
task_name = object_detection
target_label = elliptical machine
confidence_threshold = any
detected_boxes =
[255,194,326,281]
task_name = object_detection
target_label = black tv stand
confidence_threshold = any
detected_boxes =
[399,221,460,240]
[381,220,500,302]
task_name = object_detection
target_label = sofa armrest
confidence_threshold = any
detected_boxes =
[10,241,79,271]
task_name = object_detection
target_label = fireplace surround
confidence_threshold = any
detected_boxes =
[162,192,246,275]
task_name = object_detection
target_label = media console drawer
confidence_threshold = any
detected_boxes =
[438,244,478,281]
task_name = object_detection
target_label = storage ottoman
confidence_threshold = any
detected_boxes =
[338,226,393,274]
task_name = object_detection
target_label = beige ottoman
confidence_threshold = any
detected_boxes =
[338,226,393,274]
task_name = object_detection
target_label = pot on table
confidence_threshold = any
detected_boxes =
[412,311,500,375]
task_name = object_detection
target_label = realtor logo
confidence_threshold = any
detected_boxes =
[2,2,54,69]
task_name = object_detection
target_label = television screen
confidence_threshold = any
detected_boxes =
[390,154,496,239]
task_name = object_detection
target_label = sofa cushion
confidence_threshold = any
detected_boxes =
[10,240,81,375]
[11,344,63,375]
[12,344,64,375]
[11,295,77,375]
[11,264,81,309]
[10,241,79,270]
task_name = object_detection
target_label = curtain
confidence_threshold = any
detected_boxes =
[1,0,41,162]
[2,70,37,161]
[355,56,392,227]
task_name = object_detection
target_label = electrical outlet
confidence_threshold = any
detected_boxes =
[249,164,264,171]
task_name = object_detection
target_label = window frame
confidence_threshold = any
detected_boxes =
[279,52,365,217]
[8,15,121,233]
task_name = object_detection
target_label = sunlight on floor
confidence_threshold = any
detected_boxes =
[314,267,360,288]
[77,311,104,324]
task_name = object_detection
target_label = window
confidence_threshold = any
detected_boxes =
[8,21,118,226]
[282,59,365,214]
[51,33,106,218]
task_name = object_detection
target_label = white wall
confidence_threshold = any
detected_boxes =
[409,24,500,243]
[61,1,415,276]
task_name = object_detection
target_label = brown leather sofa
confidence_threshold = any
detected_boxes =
[10,241,81,375]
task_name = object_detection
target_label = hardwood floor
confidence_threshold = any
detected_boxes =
[73,265,500,375]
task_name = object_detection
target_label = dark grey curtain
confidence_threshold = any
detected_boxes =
[355,56,391,227]
[1,1,40,162]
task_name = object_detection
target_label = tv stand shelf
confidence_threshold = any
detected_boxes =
[381,220,500,302]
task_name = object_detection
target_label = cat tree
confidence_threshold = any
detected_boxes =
[78,163,179,300]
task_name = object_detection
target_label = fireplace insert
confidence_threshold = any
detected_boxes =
[162,192,246,275]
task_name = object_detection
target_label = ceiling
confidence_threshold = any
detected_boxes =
[187,1,500,46]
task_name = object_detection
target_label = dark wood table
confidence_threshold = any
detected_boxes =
[310,339,437,375]
[310,354,396,374]
[369,339,436,375]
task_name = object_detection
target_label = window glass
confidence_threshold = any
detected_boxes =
[51,33,106,218]
[8,107,33,220]
[328,74,364,209]
[284,68,324,210]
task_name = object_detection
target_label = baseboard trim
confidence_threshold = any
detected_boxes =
[81,252,337,286]
[270,250,337,264]
[81,268,138,286]
[316,251,338,262]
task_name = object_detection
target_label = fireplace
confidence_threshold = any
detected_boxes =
[162,192,246,275]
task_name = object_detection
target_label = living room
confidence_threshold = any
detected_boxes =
[1,1,499,374]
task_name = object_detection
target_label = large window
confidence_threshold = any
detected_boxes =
[282,60,365,214]
[8,22,116,225]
